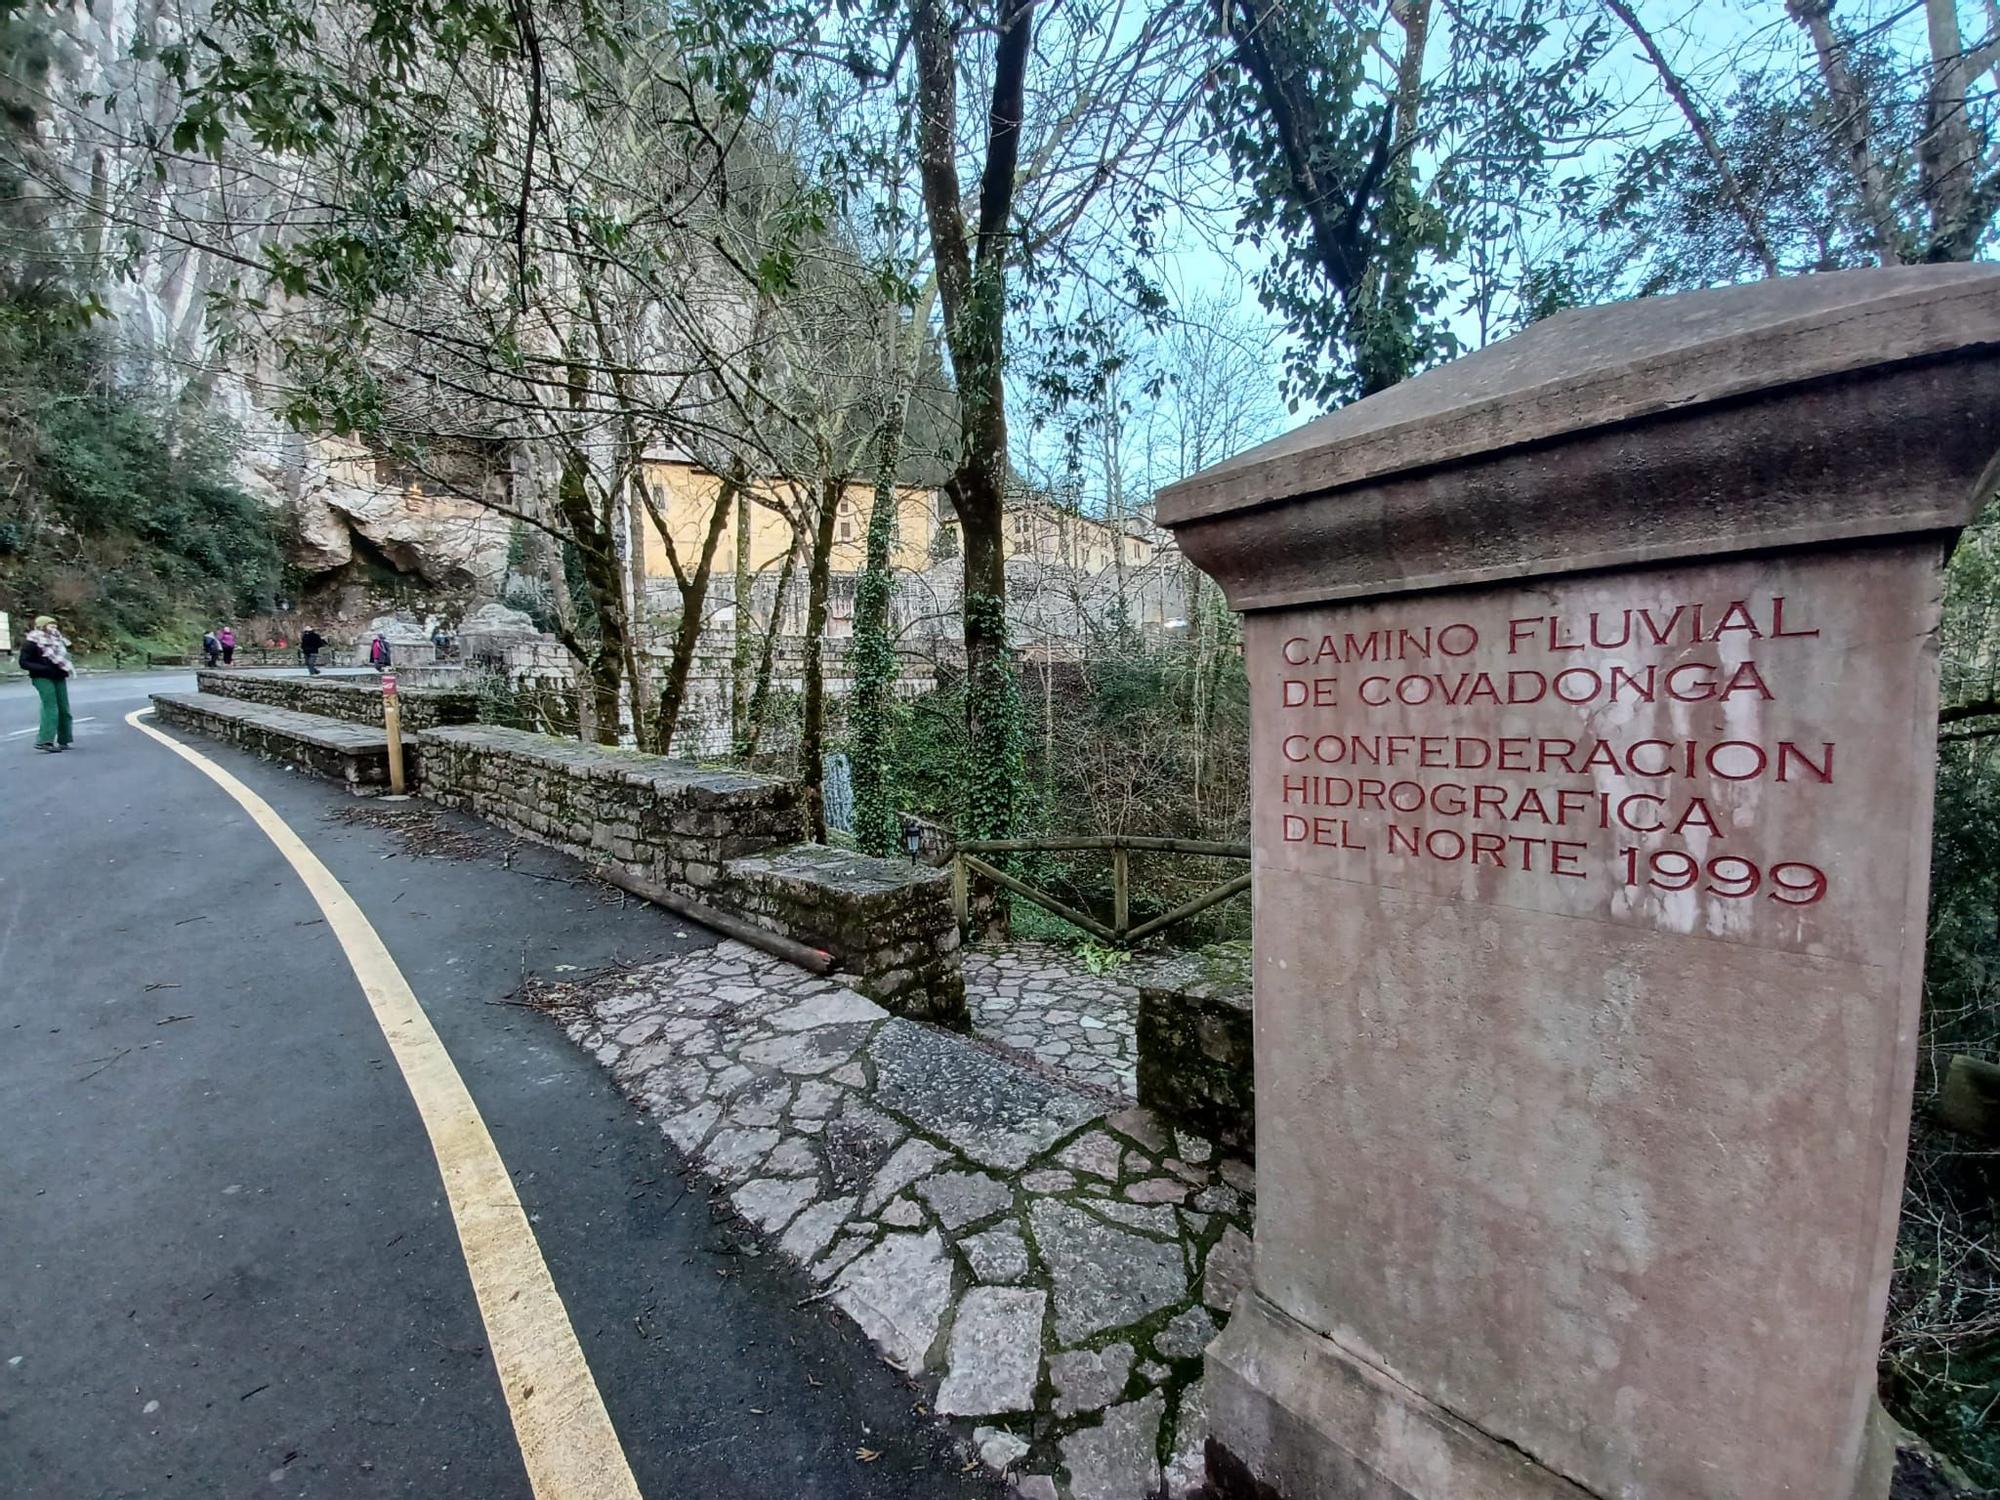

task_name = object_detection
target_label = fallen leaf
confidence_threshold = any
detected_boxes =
[855,1448,880,1463]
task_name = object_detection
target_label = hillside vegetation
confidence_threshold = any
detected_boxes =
[0,301,284,657]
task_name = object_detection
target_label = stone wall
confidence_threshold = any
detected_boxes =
[721,844,967,1026]
[197,670,481,732]
[413,726,966,1020]
[1135,946,1253,1157]
[152,692,395,793]
[417,726,804,892]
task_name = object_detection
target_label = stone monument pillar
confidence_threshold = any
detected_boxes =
[1155,267,2000,1500]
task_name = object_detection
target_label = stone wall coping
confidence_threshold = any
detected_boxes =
[727,841,952,900]
[151,692,388,753]
[198,669,477,702]
[1156,267,2000,610]
[417,724,792,804]
[1137,946,1251,1005]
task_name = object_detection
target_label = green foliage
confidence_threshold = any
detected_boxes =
[1601,62,1894,289]
[0,2,274,648]
[885,678,973,828]
[962,591,1027,845]
[1206,0,1443,405]
[1884,513,2000,1485]
[847,465,903,857]
[887,619,1252,949]
[1206,0,1611,406]
[1074,939,1128,976]
[1925,744,2000,1053]
[1883,1117,2000,1487]
[0,303,283,648]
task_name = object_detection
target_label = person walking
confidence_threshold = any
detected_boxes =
[19,615,74,753]
[217,624,236,665]
[301,625,325,676]
[201,629,221,668]
[368,633,391,672]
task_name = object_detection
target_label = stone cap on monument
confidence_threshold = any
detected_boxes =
[1159,266,2000,611]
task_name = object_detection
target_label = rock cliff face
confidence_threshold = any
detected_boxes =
[48,0,512,597]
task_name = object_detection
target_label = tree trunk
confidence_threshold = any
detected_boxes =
[730,484,753,746]
[849,412,907,857]
[622,476,650,749]
[913,0,1031,858]
[1788,0,1905,262]
[1607,0,1779,277]
[1102,377,1127,614]
[1346,0,1431,395]
[956,463,1021,844]
[553,449,627,747]
[743,517,800,762]
[1224,0,1398,308]
[1921,0,1982,259]
[653,469,739,753]
[799,474,842,843]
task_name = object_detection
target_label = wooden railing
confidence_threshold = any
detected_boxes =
[950,835,1251,947]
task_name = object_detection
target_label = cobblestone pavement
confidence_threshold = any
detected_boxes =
[962,943,1141,1100]
[552,941,1255,1500]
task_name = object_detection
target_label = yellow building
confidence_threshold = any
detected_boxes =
[638,459,942,580]
[638,459,1154,584]
[997,499,1155,574]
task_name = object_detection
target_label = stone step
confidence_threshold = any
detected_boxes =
[149,691,399,793]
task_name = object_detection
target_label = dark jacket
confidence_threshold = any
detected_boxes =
[301,629,324,654]
[18,638,67,680]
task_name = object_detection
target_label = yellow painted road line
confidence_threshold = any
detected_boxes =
[127,708,643,1500]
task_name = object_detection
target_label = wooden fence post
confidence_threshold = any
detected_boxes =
[381,673,406,796]
[1112,845,1130,938]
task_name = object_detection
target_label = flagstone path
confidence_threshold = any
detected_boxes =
[961,943,1143,1100]
[550,940,1253,1500]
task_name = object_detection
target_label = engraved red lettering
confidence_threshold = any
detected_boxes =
[1438,624,1479,656]
[1776,741,1834,784]
[1771,596,1817,638]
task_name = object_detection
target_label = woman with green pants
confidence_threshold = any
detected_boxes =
[19,614,74,752]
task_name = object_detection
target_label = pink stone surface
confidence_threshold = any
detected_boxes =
[1166,269,2000,1500]
[1241,546,1940,1498]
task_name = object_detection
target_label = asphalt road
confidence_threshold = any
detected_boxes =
[0,673,1000,1500]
